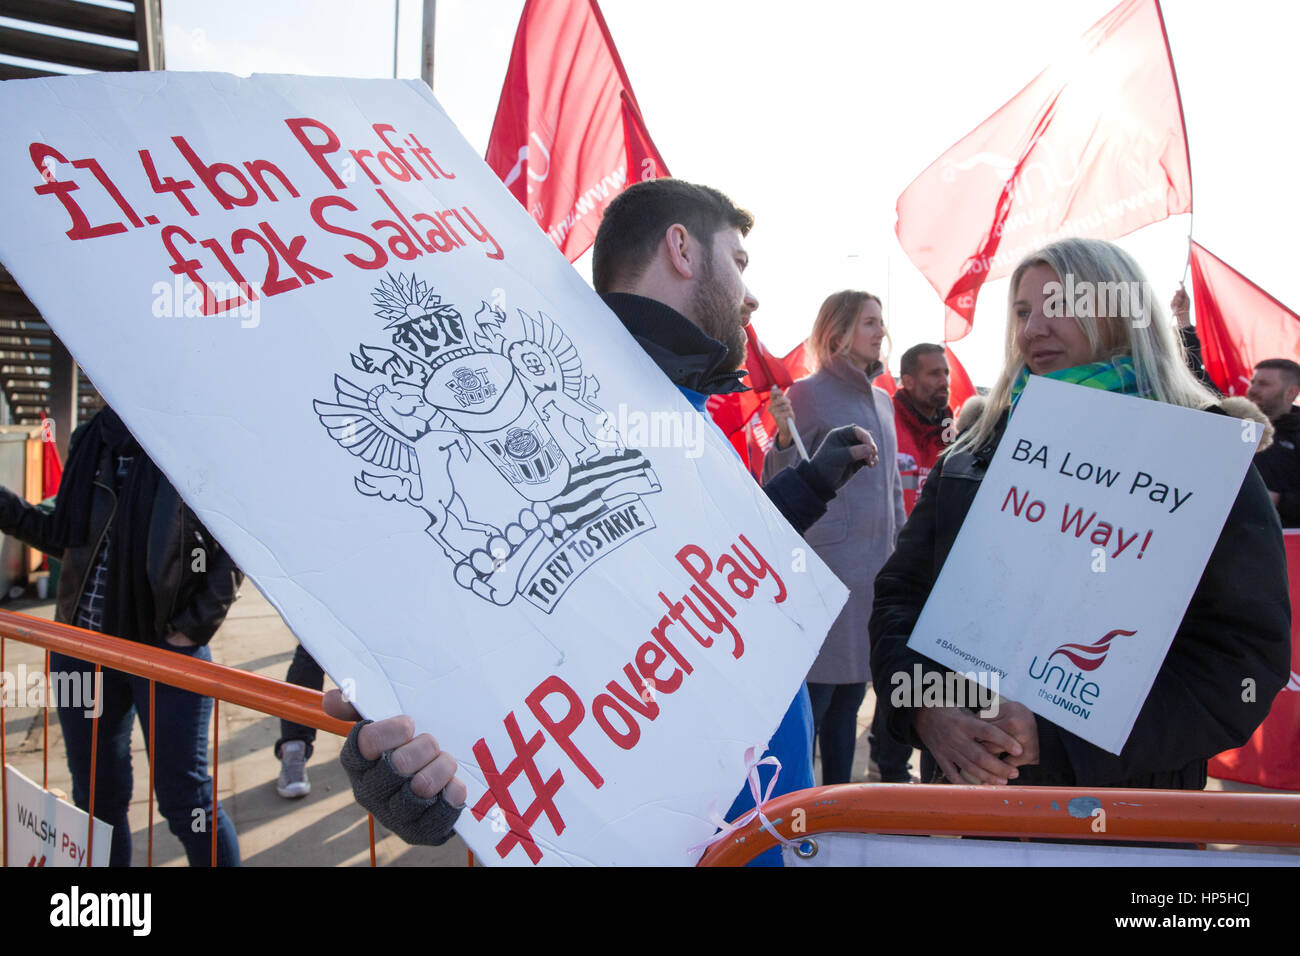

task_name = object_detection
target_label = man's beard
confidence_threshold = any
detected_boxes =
[691,257,747,374]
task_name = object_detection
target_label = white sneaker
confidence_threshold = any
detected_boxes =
[277,741,311,798]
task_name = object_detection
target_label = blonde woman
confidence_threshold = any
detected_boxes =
[869,238,1290,789]
[763,290,909,784]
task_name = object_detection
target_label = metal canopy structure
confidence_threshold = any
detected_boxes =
[0,0,165,455]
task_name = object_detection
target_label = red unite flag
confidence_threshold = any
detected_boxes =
[1188,241,1300,397]
[896,0,1192,341]
[485,0,669,262]
[1209,532,1300,791]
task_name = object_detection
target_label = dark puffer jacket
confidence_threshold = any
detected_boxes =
[869,408,1291,789]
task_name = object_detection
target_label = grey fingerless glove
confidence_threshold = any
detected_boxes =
[805,423,870,494]
[340,719,463,846]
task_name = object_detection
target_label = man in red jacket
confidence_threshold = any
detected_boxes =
[894,343,954,515]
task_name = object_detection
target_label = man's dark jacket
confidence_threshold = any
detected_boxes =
[0,424,241,645]
[601,293,835,531]
[1254,406,1300,527]
[1179,325,1300,527]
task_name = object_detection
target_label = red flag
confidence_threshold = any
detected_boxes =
[782,341,811,384]
[40,413,61,499]
[1188,241,1300,397]
[1209,532,1300,791]
[945,345,977,416]
[706,324,796,479]
[485,0,669,262]
[896,0,1192,340]
[742,325,794,392]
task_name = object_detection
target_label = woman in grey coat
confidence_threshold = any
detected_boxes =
[762,290,907,784]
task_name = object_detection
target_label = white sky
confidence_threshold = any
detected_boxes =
[152,0,1300,384]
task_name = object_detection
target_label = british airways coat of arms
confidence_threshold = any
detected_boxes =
[314,273,661,612]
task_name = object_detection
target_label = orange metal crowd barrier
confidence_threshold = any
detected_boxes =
[697,784,1300,866]
[0,608,359,867]
[7,609,1298,868]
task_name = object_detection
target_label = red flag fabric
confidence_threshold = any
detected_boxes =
[1188,241,1300,397]
[485,0,669,262]
[896,0,1192,340]
[782,341,811,385]
[945,345,977,416]
[741,325,795,393]
[40,413,61,499]
[1208,532,1300,790]
[706,325,797,479]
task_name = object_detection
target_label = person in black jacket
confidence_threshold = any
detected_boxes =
[870,239,1290,791]
[1172,287,1300,527]
[1245,359,1300,527]
[0,407,242,866]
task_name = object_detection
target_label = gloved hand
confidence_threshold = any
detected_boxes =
[325,689,467,846]
[803,424,878,494]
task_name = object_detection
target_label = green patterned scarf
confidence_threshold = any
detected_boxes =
[1009,356,1147,415]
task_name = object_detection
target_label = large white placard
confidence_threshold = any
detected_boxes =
[4,765,112,867]
[909,376,1259,753]
[0,73,847,865]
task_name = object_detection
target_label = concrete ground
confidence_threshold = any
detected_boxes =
[1,581,1293,865]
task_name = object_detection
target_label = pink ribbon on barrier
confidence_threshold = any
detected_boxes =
[687,745,802,857]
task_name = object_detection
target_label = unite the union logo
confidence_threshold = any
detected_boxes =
[1028,627,1136,720]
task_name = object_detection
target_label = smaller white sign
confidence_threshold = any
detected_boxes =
[909,376,1260,753]
[4,765,112,867]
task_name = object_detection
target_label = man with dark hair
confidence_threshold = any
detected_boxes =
[592,179,754,295]
[1247,357,1300,526]
[326,178,878,861]
[591,178,756,383]
[894,343,952,516]
[1171,289,1298,524]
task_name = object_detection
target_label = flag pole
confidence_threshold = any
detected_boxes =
[789,426,810,462]
[421,0,436,90]
[392,0,400,79]
[1156,0,1193,285]
[1182,208,1195,284]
